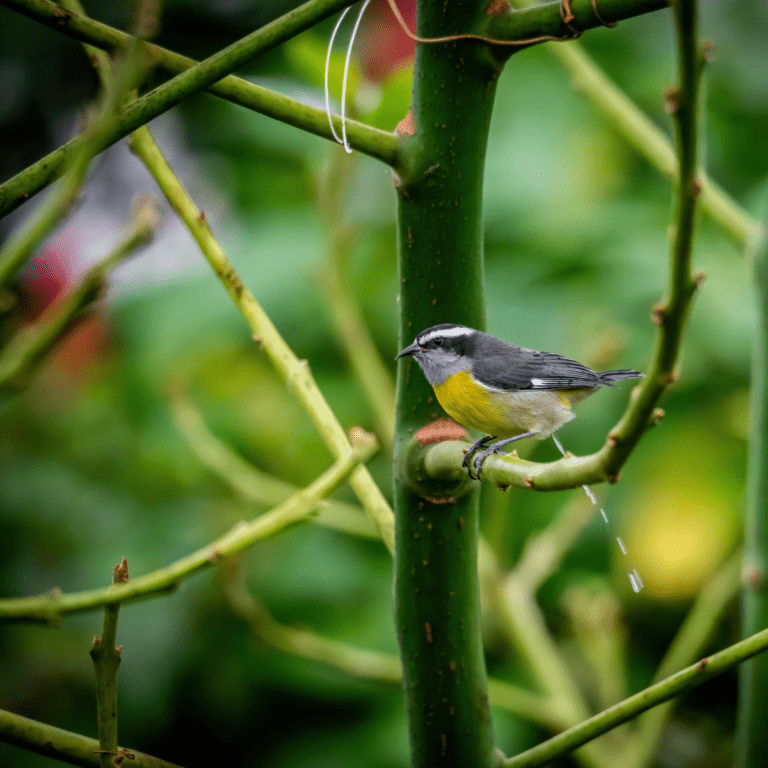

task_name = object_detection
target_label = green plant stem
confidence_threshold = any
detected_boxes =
[127,123,395,553]
[221,567,559,729]
[485,0,668,42]
[168,382,380,540]
[0,438,376,622]
[392,2,502,765]
[736,193,768,767]
[89,560,127,768]
[2,0,397,172]
[631,549,741,768]
[0,0,364,221]
[0,196,159,394]
[522,23,756,250]
[0,708,183,768]
[504,623,768,768]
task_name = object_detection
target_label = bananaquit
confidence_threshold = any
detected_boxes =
[396,324,643,479]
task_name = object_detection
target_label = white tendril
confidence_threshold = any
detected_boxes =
[325,6,351,145]
[341,0,372,153]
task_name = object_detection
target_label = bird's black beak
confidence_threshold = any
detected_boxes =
[395,342,420,360]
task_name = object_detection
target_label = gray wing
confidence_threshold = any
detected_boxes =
[473,342,602,391]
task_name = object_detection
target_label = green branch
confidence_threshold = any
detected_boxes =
[220,567,559,730]
[485,0,668,44]
[736,188,768,767]
[504,624,768,768]
[0,437,376,622]
[632,549,741,767]
[0,707,184,768]
[89,559,128,768]
[0,0,367,221]
[167,381,381,541]
[0,197,160,394]
[0,0,397,173]
[127,123,395,552]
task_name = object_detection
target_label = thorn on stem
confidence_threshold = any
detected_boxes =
[197,210,207,225]
[486,0,510,15]
[664,87,679,115]
[112,557,129,585]
[397,111,415,136]
[690,179,702,198]
[700,40,716,64]
[697,657,708,672]
[651,303,666,324]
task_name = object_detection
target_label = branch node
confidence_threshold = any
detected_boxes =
[697,657,708,672]
[608,472,621,484]
[693,270,707,289]
[607,431,618,447]
[252,334,265,349]
[397,111,415,136]
[524,476,534,488]
[651,302,667,324]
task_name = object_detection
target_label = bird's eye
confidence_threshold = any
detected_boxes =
[433,338,443,347]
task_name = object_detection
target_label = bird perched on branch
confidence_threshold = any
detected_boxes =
[396,323,643,479]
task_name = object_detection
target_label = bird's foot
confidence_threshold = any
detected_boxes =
[461,435,495,480]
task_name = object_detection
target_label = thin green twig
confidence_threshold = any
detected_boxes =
[0,707,184,768]
[0,0,367,220]
[127,123,395,552]
[501,0,759,250]
[167,381,380,540]
[89,559,128,768]
[504,623,768,767]
[0,196,160,394]
[220,563,559,729]
[0,437,376,621]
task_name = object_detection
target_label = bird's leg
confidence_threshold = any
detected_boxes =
[461,435,496,479]
[474,431,538,480]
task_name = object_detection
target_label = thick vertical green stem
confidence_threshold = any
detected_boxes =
[393,3,503,767]
[736,206,768,768]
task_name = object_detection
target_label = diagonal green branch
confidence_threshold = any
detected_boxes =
[0,436,377,622]
[512,15,758,250]
[503,624,768,768]
[127,123,395,552]
[0,196,160,394]
[0,707,184,768]
[0,0,364,221]
[0,0,397,175]
[484,0,669,44]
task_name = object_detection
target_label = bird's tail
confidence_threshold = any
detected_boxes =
[598,369,644,385]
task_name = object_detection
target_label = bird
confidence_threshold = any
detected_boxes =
[396,323,643,479]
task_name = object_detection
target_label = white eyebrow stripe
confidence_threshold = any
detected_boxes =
[418,326,472,344]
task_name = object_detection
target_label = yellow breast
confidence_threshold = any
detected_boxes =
[432,369,578,438]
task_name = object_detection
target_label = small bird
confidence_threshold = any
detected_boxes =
[396,323,643,479]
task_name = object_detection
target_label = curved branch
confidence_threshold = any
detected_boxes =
[0,437,377,622]
[0,0,379,220]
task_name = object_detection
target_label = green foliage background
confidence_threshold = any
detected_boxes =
[0,1,766,765]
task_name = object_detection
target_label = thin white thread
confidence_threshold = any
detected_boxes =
[340,0,372,153]
[551,435,643,592]
[325,6,351,144]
